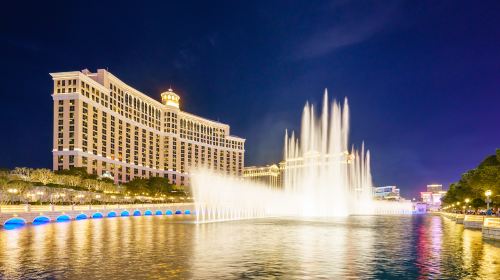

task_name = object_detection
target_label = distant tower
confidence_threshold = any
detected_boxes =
[161,88,180,108]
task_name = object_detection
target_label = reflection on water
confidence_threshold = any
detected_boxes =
[0,215,499,279]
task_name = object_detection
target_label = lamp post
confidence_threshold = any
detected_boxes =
[464,198,470,214]
[485,190,492,211]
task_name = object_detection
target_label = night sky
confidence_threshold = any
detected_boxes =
[1,1,499,199]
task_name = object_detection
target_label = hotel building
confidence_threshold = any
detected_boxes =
[51,69,245,186]
[373,186,401,200]
[421,184,446,210]
[243,164,282,188]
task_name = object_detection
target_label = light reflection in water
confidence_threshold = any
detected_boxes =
[0,215,499,279]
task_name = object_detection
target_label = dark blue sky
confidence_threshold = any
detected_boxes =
[1,1,499,198]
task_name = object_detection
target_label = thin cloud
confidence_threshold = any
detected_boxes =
[293,3,399,59]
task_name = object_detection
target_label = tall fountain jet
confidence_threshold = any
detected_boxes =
[282,89,373,217]
[192,90,413,223]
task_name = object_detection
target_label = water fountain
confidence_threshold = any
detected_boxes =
[192,90,413,223]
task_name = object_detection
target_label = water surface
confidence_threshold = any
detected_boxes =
[0,215,499,279]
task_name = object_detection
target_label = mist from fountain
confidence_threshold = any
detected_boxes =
[192,90,413,223]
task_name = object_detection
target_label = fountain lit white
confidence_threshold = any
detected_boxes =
[193,90,413,223]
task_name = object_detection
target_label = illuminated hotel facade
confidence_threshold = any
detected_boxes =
[243,164,282,188]
[51,69,245,186]
[421,184,446,210]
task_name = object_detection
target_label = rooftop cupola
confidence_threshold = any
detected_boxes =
[161,88,180,108]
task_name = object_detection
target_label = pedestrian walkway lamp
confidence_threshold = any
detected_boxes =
[485,190,492,210]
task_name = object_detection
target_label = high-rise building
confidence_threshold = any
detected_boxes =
[421,184,446,209]
[51,69,245,186]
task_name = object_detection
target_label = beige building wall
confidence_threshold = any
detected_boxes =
[243,164,282,188]
[51,69,245,186]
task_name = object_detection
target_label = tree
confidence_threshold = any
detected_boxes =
[31,169,54,185]
[56,166,97,180]
[101,182,118,194]
[82,179,99,191]
[0,170,9,189]
[11,167,33,181]
[63,175,82,187]
[124,178,149,195]
[471,198,485,209]
[148,177,173,196]
[443,149,500,206]
[6,180,32,195]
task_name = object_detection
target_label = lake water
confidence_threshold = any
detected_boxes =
[0,215,499,279]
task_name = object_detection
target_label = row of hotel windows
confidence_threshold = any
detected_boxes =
[55,78,244,150]
[179,119,243,149]
[55,98,243,174]
[55,78,162,130]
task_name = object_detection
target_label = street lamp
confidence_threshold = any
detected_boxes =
[465,198,470,204]
[485,190,492,211]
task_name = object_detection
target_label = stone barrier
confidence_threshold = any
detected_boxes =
[482,218,500,240]
[463,215,484,229]
[441,212,457,220]
[455,214,465,224]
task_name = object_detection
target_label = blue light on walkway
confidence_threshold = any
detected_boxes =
[75,214,87,220]
[166,210,173,215]
[108,212,117,217]
[144,210,152,216]
[121,211,130,217]
[155,210,163,215]
[33,216,50,225]
[4,217,26,230]
[92,213,103,219]
[133,210,141,216]
[56,215,71,222]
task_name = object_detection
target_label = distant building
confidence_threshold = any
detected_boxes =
[373,186,401,200]
[427,184,443,193]
[420,184,446,210]
[243,164,282,188]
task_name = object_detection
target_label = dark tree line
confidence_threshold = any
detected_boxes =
[442,149,500,208]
